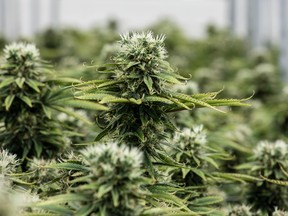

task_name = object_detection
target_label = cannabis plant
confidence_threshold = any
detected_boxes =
[33,31,250,215]
[73,31,249,172]
[168,125,230,185]
[35,142,199,215]
[237,140,288,214]
[25,158,68,197]
[0,42,102,160]
[0,149,19,176]
[33,142,148,215]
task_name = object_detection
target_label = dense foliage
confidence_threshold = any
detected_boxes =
[0,19,287,216]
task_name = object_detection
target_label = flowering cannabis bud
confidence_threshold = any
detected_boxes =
[81,142,143,177]
[228,204,254,216]
[172,125,207,150]
[169,125,212,186]
[254,140,288,165]
[118,31,167,63]
[0,149,19,175]
[273,208,288,216]
[3,42,40,71]
[246,140,288,213]
[72,142,146,215]
[111,31,171,96]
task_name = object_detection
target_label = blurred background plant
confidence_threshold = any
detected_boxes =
[0,43,77,161]
[236,140,288,215]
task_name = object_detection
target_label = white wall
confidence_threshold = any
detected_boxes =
[0,0,227,39]
[59,0,227,37]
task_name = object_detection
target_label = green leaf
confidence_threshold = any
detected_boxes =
[202,157,219,169]
[9,177,35,185]
[157,151,181,167]
[168,97,191,110]
[151,192,189,210]
[182,168,190,179]
[234,163,256,170]
[48,77,82,84]
[190,168,206,181]
[75,204,95,216]
[65,99,109,111]
[136,128,145,142]
[192,89,224,100]
[98,184,113,198]
[153,73,182,84]
[280,165,288,178]
[73,79,110,88]
[4,95,15,111]
[95,127,111,141]
[172,92,226,113]
[190,196,223,206]
[15,77,25,88]
[206,210,226,216]
[144,150,155,179]
[213,172,262,182]
[206,99,250,107]
[68,175,91,184]
[165,213,199,216]
[33,204,74,215]
[112,190,119,207]
[19,95,33,107]
[204,93,253,107]
[45,162,89,171]
[142,208,186,215]
[125,61,140,70]
[0,77,14,89]
[260,174,288,186]
[75,93,112,101]
[128,98,142,104]
[147,183,190,194]
[35,194,89,205]
[97,80,123,88]
[144,75,154,94]
[33,139,42,158]
[99,206,107,216]
[41,105,52,119]
[190,206,215,214]
[99,96,129,104]
[25,79,41,92]
[144,96,173,104]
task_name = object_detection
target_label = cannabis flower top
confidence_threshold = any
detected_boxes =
[81,142,143,178]
[273,208,288,216]
[254,140,288,165]
[228,204,253,216]
[74,143,146,215]
[4,42,40,65]
[2,42,43,79]
[0,149,19,175]
[172,125,207,150]
[112,31,171,96]
[118,31,167,64]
